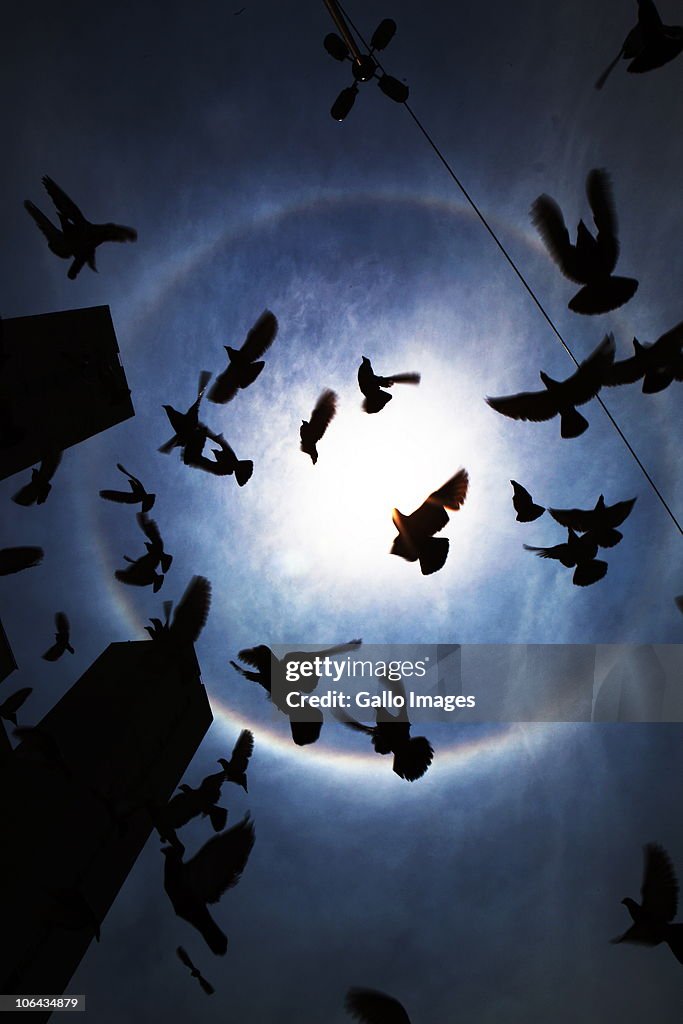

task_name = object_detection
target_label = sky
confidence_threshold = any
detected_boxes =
[1,0,682,1019]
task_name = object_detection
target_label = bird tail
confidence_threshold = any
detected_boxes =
[568,277,639,316]
[388,372,421,385]
[290,717,323,746]
[235,460,254,486]
[559,407,589,439]
[362,391,393,414]
[66,643,75,655]
[392,736,434,782]
[152,573,165,593]
[418,537,449,576]
[572,560,608,587]
[208,805,228,832]
[160,552,173,573]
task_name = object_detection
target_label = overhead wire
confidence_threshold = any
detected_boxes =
[331,2,682,536]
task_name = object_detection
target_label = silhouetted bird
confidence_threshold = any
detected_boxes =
[176,946,215,996]
[676,595,683,615]
[300,389,337,464]
[0,546,44,575]
[159,372,212,454]
[24,175,137,279]
[231,641,361,745]
[155,783,227,842]
[596,0,683,89]
[217,729,254,791]
[603,321,683,393]
[524,528,607,586]
[145,576,211,643]
[137,512,173,572]
[549,495,636,547]
[208,310,278,404]
[531,170,638,315]
[162,814,255,955]
[42,612,74,661]
[612,843,683,965]
[100,463,155,512]
[510,480,545,522]
[115,550,164,592]
[486,333,615,438]
[391,468,468,575]
[0,687,32,726]
[335,679,433,781]
[115,513,172,592]
[12,451,62,506]
[345,987,411,1023]
[357,356,420,414]
[183,431,253,485]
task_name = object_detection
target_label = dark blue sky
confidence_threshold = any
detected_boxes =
[1,0,682,1019]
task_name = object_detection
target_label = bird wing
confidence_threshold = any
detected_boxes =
[170,576,211,643]
[395,468,469,541]
[23,201,62,244]
[563,333,615,406]
[604,344,646,386]
[0,547,44,575]
[11,479,38,506]
[652,319,683,360]
[95,223,138,243]
[137,511,163,548]
[176,946,194,970]
[429,468,469,511]
[586,168,619,271]
[530,194,584,283]
[42,176,85,223]
[511,480,533,503]
[0,687,33,717]
[345,987,412,1024]
[228,729,254,773]
[99,488,139,504]
[384,372,421,386]
[523,541,573,565]
[236,645,272,675]
[308,389,338,442]
[240,310,278,360]
[207,366,239,404]
[641,843,679,922]
[185,815,255,904]
[601,496,637,528]
[486,389,558,423]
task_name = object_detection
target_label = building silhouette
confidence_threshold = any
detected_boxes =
[0,306,134,481]
[0,633,212,1017]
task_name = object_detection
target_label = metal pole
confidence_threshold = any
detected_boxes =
[323,0,363,65]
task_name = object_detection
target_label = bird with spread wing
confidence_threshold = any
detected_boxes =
[531,169,637,315]
[162,814,255,956]
[24,175,137,279]
[486,333,615,438]
[300,389,338,464]
[357,356,420,414]
[42,612,74,661]
[603,320,683,394]
[595,0,683,89]
[12,451,63,507]
[391,468,468,575]
[207,310,278,404]
[612,843,683,965]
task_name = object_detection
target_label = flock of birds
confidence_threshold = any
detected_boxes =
[1,0,682,1014]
